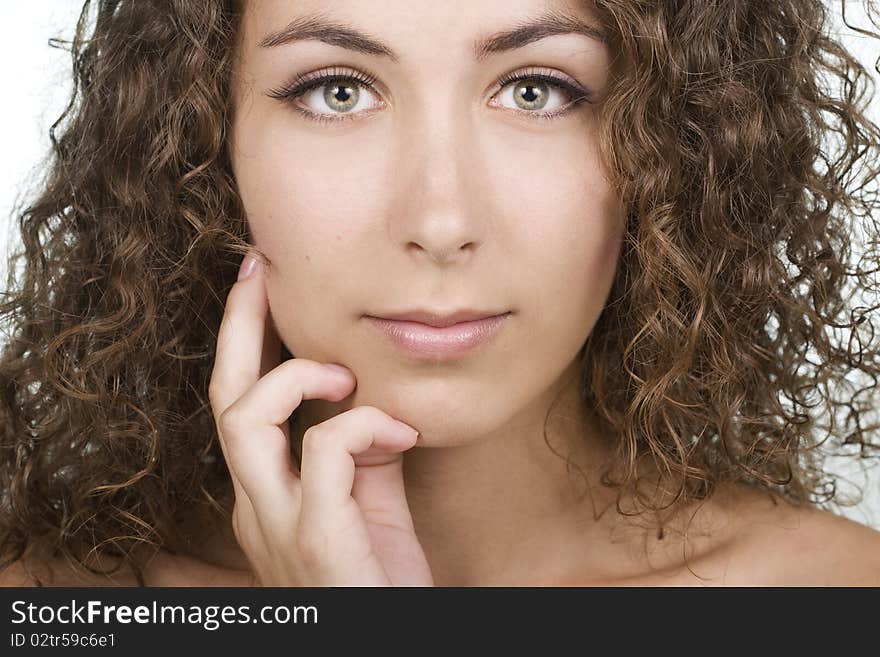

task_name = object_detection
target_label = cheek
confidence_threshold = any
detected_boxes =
[235,118,397,250]
[232,123,391,357]
[495,148,623,321]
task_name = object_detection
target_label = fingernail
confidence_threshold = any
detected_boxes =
[395,419,419,437]
[325,363,350,375]
[238,254,258,281]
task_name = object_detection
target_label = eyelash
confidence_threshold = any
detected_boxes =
[265,65,592,125]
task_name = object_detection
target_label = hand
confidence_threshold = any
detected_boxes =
[208,254,434,586]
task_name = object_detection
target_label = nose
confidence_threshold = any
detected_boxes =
[389,102,487,266]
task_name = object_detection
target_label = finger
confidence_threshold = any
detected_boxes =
[351,448,414,530]
[209,253,271,511]
[219,358,357,521]
[209,253,270,415]
[298,406,419,536]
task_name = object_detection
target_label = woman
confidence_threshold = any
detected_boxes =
[2,0,880,587]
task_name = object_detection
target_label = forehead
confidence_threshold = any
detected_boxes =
[237,0,603,60]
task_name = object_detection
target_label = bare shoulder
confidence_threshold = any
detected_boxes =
[0,548,253,587]
[688,489,880,586]
[0,551,140,587]
[0,558,42,587]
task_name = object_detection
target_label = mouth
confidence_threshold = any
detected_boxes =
[363,311,512,360]
[367,309,510,328]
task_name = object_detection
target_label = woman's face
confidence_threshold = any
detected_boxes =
[229,0,624,445]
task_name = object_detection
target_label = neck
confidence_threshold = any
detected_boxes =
[399,358,627,585]
[186,358,714,585]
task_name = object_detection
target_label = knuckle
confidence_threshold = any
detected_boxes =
[218,405,248,435]
[300,425,328,456]
[231,507,253,551]
[207,378,223,409]
[354,405,386,423]
[349,405,394,430]
[299,406,389,457]
[231,508,244,542]
[280,358,312,386]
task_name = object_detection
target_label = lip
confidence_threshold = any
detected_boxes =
[364,312,511,360]
[370,309,508,328]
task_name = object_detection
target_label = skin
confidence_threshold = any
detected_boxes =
[4,0,880,587]
[215,0,880,585]
[225,0,630,585]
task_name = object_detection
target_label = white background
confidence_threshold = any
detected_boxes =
[1,2,879,529]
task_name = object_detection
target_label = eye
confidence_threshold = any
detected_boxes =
[297,78,382,117]
[267,65,592,125]
[490,68,593,120]
[266,66,385,125]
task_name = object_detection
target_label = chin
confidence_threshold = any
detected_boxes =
[346,381,508,448]
[408,427,489,449]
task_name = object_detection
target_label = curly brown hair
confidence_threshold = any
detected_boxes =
[2,0,880,586]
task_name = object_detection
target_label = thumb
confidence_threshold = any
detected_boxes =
[351,442,417,531]
[352,447,433,586]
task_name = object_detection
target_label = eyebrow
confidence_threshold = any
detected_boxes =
[257,10,607,62]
